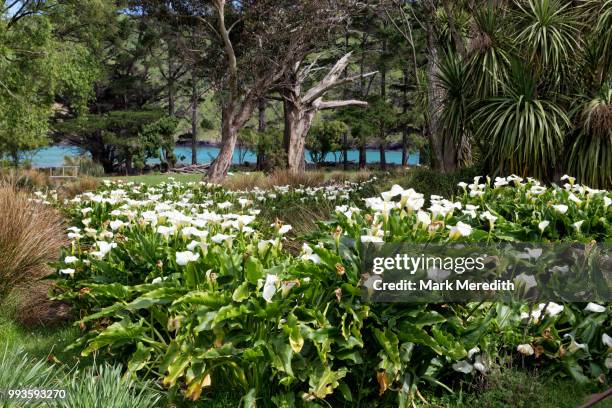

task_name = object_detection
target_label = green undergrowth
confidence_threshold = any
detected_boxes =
[1,313,610,407]
[0,343,162,408]
[424,368,612,408]
[379,167,483,200]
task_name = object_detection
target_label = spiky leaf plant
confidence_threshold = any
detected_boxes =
[568,86,612,188]
[472,61,570,179]
[514,0,582,87]
[467,5,512,99]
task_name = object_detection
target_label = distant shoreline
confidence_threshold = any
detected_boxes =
[53,139,409,151]
[173,140,408,151]
[31,144,419,168]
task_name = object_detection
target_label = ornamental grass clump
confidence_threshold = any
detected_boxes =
[0,183,65,299]
[267,168,325,188]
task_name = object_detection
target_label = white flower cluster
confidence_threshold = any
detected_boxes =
[55,179,369,304]
[332,175,610,245]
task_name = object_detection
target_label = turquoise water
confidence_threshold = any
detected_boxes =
[29,145,419,168]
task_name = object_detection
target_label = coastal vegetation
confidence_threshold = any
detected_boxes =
[0,0,611,407]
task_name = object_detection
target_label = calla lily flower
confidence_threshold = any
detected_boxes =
[263,274,278,302]
[517,344,534,356]
[176,250,200,266]
[585,303,606,313]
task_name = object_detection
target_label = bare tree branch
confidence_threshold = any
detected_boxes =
[302,52,353,103]
[315,99,368,109]
[211,0,238,96]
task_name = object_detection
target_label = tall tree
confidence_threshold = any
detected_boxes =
[0,0,104,164]
[175,0,361,181]
[54,10,173,173]
[281,53,375,173]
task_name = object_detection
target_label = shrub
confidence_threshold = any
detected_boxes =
[383,166,481,199]
[0,345,161,408]
[222,170,327,191]
[49,177,610,406]
[0,168,50,191]
[267,168,325,188]
[64,155,103,177]
[13,281,72,328]
[79,160,105,178]
[0,184,65,299]
[258,196,337,248]
[221,172,267,191]
[59,177,100,198]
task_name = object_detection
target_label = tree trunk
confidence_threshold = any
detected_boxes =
[90,133,114,174]
[342,132,348,170]
[359,141,366,169]
[380,37,387,171]
[425,1,460,173]
[281,53,372,173]
[402,68,409,167]
[380,38,387,100]
[426,15,455,172]
[283,96,314,173]
[191,74,198,165]
[207,108,239,182]
[442,0,467,59]
[360,33,367,94]
[10,150,19,167]
[125,153,133,176]
[256,98,266,170]
[402,132,408,167]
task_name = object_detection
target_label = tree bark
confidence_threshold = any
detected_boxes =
[207,106,239,182]
[402,68,409,167]
[426,7,457,172]
[359,142,366,169]
[168,44,175,117]
[191,72,198,165]
[442,0,467,59]
[283,91,314,173]
[380,37,387,171]
[359,33,368,94]
[342,132,348,170]
[256,98,266,170]
[205,1,268,182]
[164,43,176,171]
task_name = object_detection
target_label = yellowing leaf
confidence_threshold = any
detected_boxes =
[289,325,304,353]
[377,371,389,396]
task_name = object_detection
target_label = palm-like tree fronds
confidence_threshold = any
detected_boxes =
[437,50,470,142]
[514,0,582,86]
[472,61,570,179]
[593,0,612,84]
[568,86,612,187]
[467,5,513,98]
[437,50,473,166]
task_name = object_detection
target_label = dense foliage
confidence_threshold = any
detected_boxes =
[2,1,611,185]
[42,176,611,406]
[0,0,103,164]
[434,0,612,186]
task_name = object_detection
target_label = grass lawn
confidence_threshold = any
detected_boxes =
[98,170,363,186]
[0,313,81,365]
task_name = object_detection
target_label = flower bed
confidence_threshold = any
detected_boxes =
[46,176,611,405]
